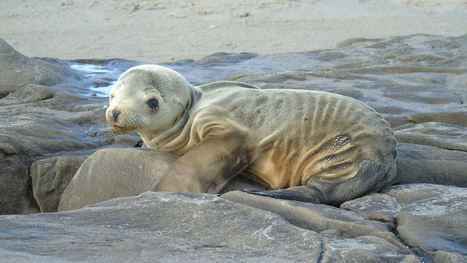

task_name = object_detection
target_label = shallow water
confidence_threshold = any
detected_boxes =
[69,62,122,97]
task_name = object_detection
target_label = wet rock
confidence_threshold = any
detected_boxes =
[0,192,417,262]
[384,184,467,256]
[30,155,87,212]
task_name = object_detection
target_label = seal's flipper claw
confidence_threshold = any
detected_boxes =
[242,186,327,204]
[240,188,262,194]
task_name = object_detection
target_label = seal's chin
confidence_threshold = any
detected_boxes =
[110,124,137,134]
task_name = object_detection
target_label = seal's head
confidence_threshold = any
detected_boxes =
[106,65,192,135]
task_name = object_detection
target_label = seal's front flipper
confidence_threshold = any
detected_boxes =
[152,117,255,194]
[241,186,328,204]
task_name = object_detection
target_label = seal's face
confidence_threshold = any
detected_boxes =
[106,65,191,135]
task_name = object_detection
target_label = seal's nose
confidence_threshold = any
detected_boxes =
[111,109,121,122]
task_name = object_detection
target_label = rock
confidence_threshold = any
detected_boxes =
[58,148,265,211]
[383,184,467,257]
[339,184,467,259]
[30,155,87,212]
[58,148,178,211]
[433,251,467,263]
[0,154,39,214]
[395,143,467,187]
[395,122,467,151]
[0,192,418,262]
[340,193,398,226]
[221,191,409,253]
[0,84,55,106]
[0,40,138,215]
[0,87,112,214]
[0,38,72,95]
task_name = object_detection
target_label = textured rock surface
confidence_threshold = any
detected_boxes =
[0,38,73,95]
[395,143,467,187]
[0,38,139,214]
[0,155,38,214]
[0,192,420,263]
[384,184,467,257]
[340,193,398,226]
[30,155,87,212]
[0,34,466,262]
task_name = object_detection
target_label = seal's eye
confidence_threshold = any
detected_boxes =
[147,98,159,111]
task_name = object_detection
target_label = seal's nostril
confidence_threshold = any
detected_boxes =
[111,109,121,122]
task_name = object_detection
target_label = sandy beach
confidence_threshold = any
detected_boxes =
[0,0,466,63]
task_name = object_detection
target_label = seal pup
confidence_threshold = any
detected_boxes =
[106,65,397,205]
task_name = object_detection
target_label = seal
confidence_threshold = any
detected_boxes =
[106,65,397,205]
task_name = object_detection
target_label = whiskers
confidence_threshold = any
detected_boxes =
[126,115,149,131]
[96,114,149,138]
[96,121,117,138]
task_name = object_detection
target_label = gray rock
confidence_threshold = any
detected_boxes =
[0,84,55,106]
[222,191,409,253]
[384,184,467,256]
[432,251,467,263]
[0,38,72,95]
[338,184,467,259]
[0,154,39,214]
[340,193,398,225]
[0,192,417,262]
[0,86,112,213]
[395,143,467,187]
[30,155,87,212]
[0,40,136,214]
[395,122,467,152]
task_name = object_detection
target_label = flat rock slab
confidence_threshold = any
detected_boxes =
[385,184,467,256]
[0,192,418,263]
[1,184,465,262]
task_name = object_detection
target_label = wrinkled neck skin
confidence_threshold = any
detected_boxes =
[138,85,200,151]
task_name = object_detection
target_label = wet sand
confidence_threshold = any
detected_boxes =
[0,0,466,62]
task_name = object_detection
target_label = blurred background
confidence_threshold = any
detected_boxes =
[0,0,466,62]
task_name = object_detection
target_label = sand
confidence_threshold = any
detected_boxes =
[0,0,466,63]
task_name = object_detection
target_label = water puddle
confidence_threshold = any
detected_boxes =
[69,62,123,97]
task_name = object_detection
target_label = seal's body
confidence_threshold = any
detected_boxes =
[107,65,397,205]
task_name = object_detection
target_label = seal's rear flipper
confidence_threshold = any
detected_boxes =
[241,160,397,206]
[241,186,328,204]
